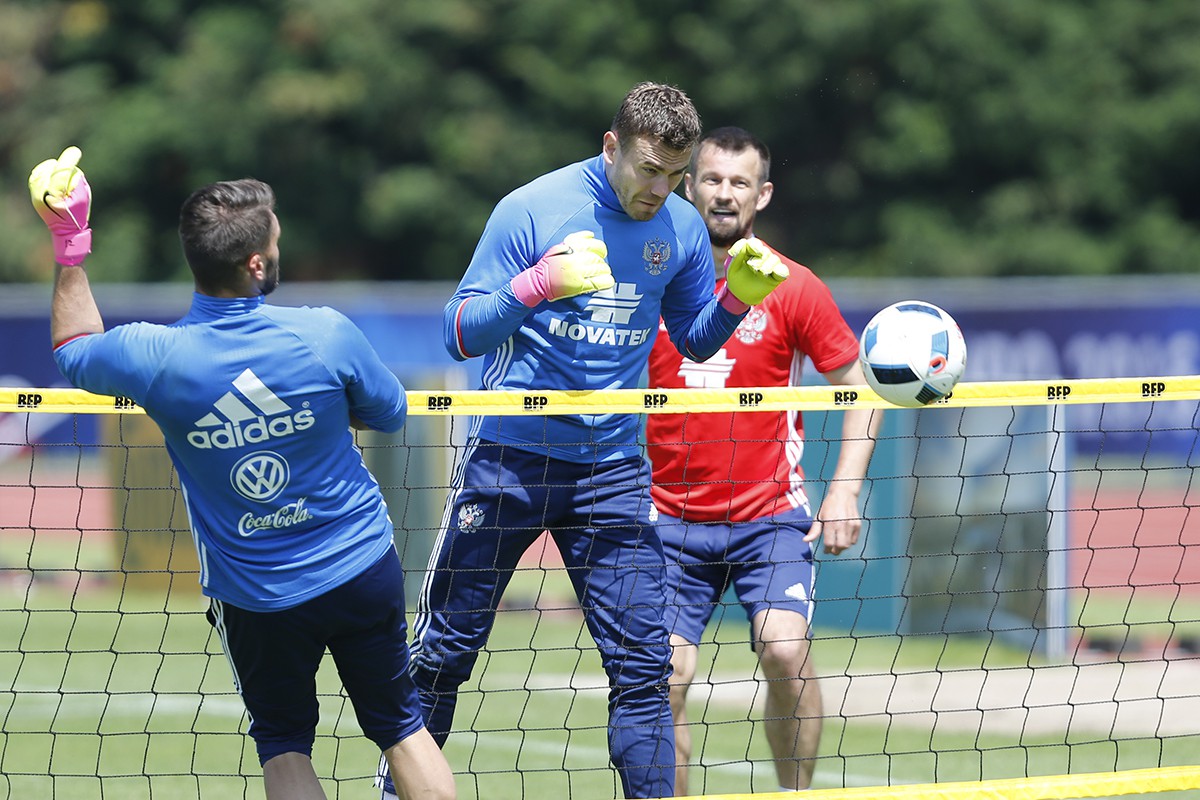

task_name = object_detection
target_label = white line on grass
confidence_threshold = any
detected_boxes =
[1,688,246,719]
[7,679,901,790]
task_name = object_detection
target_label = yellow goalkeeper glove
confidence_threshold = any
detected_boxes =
[511,231,615,306]
[725,238,788,306]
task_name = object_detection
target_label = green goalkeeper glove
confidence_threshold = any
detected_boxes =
[29,146,93,266]
[725,238,788,306]
[511,231,615,306]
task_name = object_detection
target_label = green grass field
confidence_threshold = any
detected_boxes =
[1,557,1198,800]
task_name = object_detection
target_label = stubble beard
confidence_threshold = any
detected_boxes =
[706,215,747,249]
[261,256,280,296]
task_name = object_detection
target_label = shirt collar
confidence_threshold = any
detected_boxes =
[582,154,623,214]
[183,292,266,321]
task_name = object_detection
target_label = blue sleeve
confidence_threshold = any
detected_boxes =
[53,324,166,403]
[677,298,746,361]
[324,311,407,433]
[658,218,746,361]
[442,197,539,360]
[443,284,532,361]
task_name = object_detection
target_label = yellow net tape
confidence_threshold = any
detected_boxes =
[686,764,1200,800]
[2,375,1197,416]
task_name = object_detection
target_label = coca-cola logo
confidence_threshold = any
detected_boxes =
[238,498,314,537]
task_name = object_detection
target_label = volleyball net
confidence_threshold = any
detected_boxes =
[1,378,1198,800]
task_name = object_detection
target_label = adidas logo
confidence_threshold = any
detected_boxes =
[186,369,315,450]
[785,582,810,603]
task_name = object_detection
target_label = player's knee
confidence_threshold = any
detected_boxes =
[667,669,694,697]
[667,658,696,688]
[368,713,429,754]
[411,646,477,690]
[758,637,812,680]
[382,723,425,749]
[602,642,672,687]
[609,677,671,709]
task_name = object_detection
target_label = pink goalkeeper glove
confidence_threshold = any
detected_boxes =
[29,146,93,266]
[511,231,614,306]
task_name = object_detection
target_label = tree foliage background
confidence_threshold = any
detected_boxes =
[2,0,1198,283]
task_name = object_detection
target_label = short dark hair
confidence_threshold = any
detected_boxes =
[611,82,702,153]
[694,126,772,183]
[178,179,276,292]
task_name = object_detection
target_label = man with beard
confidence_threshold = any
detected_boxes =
[645,127,882,793]
[30,148,455,800]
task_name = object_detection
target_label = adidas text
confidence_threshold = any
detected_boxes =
[187,410,315,450]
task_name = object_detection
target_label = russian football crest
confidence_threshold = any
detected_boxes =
[734,307,769,345]
[457,502,484,533]
[643,238,671,276]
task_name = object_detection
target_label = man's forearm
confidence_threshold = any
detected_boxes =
[680,295,745,362]
[51,265,104,347]
[831,407,882,490]
[443,287,530,361]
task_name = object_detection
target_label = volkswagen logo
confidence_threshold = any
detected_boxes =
[230,451,290,503]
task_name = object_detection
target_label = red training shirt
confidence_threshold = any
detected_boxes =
[645,247,859,522]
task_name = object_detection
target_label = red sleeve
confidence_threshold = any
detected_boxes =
[773,248,859,374]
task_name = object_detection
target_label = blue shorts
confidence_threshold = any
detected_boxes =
[657,506,815,645]
[207,549,425,765]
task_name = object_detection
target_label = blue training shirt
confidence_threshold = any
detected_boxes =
[54,294,407,612]
[444,154,745,462]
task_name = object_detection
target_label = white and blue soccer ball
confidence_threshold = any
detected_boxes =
[859,300,967,407]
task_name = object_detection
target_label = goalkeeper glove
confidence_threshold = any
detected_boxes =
[29,146,93,266]
[511,230,614,307]
[724,238,788,307]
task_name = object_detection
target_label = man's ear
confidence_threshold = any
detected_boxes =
[602,131,619,165]
[683,173,696,202]
[756,180,774,213]
[246,252,266,282]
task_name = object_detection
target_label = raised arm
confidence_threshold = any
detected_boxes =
[52,265,104,347]
[29,147,104,346]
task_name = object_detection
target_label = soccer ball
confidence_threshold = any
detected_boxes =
[859,301,967,407]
